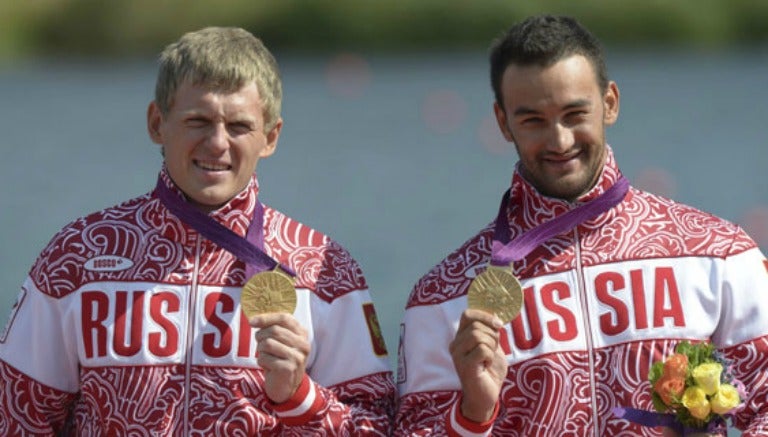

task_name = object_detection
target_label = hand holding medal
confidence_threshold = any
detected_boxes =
[156,178,306,404]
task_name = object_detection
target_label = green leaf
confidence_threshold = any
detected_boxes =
[651,392,668,413]
[649,361,664,383]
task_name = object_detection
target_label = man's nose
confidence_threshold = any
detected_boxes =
[206,123,229,151]
[548,123,574,151]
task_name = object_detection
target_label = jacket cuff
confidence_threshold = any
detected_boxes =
[445,396,499,437]
[270,374,326,426]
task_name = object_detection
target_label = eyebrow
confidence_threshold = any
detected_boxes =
[512,98,592,117]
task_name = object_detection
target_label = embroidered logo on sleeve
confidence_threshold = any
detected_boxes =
[362,302,388,357]
[0,288,27,344]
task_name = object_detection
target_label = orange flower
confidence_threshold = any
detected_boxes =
[654,375,686,406]
[663,353,688,379]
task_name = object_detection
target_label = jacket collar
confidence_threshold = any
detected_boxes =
[510,145,624,211]
[157,166,260,238]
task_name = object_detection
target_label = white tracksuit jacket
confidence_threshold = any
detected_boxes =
[395,149,768,436]
[0,170,395,436]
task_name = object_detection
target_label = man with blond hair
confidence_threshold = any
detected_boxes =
[0,27,394,435]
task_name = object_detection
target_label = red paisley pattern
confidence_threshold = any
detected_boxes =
[724,337,768,432]
[264,208,368,303]
[0,361,75,435]
[5,170,392,435]
[398,150,766,435]
[395,391,460,436]
[300,372,394,436]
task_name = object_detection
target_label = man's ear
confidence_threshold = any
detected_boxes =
[603,81,620,126]
[493,102,514,142]
[147,101,164,145]
[260,118,283,158]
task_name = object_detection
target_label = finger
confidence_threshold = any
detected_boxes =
[257,337,308,368]
[453,325,499,353]
[455,312,501,338]
[255,323,307,346]
[459,341,497,364]
[450,325,500,357]
[256,326,311,357]
[257,348,302,369]
[458,309,503,331]
[451,343,503,384]
[456,319,500,340]
[249,312,303,331]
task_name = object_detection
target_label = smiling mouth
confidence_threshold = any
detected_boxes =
[195,160,231,171]
[545,150,582,164]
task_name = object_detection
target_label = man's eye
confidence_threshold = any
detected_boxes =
[229,123,253,134]
[186,118,208,127]
[565,111,588,123]
[520,117,543,125]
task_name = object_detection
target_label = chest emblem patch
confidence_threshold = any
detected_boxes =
[84,255,134,272]
[363,302,388,357]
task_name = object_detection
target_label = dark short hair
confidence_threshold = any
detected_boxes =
[489,15,608,108]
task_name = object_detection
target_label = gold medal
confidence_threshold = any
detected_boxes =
[467,265,523,324]
[241,268,297,319]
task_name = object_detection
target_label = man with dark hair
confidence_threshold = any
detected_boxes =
[395,15,768,436]
[0,27,395,435]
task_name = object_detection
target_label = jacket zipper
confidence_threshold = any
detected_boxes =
[183,235,203,435]
[572,226,599,437]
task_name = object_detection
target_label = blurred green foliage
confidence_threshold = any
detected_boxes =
[2,0,767,61]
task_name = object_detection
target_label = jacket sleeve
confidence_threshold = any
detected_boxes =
[394,294,497,436]
[0,278,80,435]
[275,242,395,435]
[716,245,768,436]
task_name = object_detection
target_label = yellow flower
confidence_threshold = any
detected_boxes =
[682,386,711,420]
[711,383,741,415]
[692,362,722,395]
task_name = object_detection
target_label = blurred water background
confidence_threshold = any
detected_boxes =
[0,3,766,435]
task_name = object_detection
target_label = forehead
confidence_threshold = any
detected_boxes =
[499,55,602,111]
[170,79,264,114]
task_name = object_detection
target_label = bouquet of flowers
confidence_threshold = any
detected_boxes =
[615,341,747,435]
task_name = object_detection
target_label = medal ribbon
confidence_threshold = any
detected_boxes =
[154,177,295,279]
[612,408,681,432]
[612,407,727,435]
[490,176,629,266]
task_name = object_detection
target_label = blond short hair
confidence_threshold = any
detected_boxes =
[154,27,282,130]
